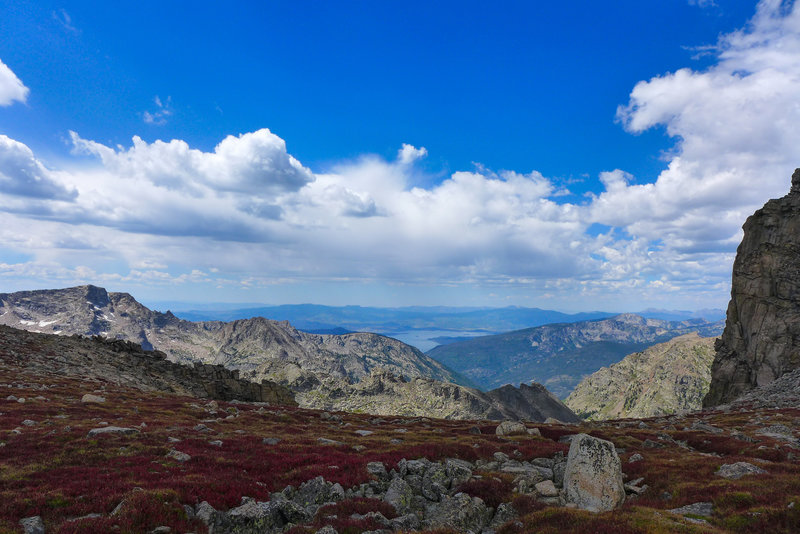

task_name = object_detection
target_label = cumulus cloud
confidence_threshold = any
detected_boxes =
[0,135,76,200]
[602,0,800,254]
[0,59,29,106]
[397,143,428,165]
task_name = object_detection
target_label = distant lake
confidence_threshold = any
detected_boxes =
[378,329,492,352]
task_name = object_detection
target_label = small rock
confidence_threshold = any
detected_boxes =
[495,421,526,436]
[355,430,374,437]
[317,438,344,446]
[167,436,181,443]
[6,395,17,401]
[384,477,414,513]
[22,419,36,426]
[527,427,542,436]
[81,394,106,404]
[468,426,481,434]
[19,516,45,534]
[209,440,223,447]
[716,462,768,480]
[150,527,171,534]
[194,424,211,432]
[669,501,713,519]
[691,421,724,434]
[166,449,191,462]
[535,479,559,497]
[642,439,666,448]
[628,453,644,463]
[263,437,281,445]
[87,426,140,437]
[366,461,388,480]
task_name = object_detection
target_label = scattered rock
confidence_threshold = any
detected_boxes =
[263,437,281,445]
[166,449,191,462]
[423,492,492,532]
[384,477,414,513]
[535,479,559,497]
[354,429,374,437]
[317,438,344,446]
[563,433,626,512]
[495,421,526,436]
[669,501,713,519]
[19,516,45,534]
[716,462,768,480]
[21,419,36,426]
[87,426,140,437]
[628,453,643,463]
[81,393,106,404]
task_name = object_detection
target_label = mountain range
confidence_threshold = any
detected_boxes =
[0,285,578,422]
[427,314,724,398]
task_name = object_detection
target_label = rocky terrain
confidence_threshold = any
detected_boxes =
[3,335,800,534]
[0,291,577,422]
[565,334,716,420]
[299,369,579,423]
[427,314,723,398]
[705,169,800,407]
[0,325,295,406]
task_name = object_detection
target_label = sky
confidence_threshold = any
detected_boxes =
[0,0,798,311]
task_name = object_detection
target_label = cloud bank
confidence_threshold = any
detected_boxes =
[1,0,799,308]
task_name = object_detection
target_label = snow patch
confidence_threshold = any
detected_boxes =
[38,320,57,327]
[19,320,35,326]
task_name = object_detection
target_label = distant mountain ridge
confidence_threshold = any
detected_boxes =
[171,303,724,338]
[0,285,579,421]
[427,314,724,398]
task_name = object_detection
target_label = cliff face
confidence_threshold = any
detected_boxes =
[704,169,800,407]
[566,333,716,420]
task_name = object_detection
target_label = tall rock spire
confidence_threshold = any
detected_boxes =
[704,168,800,407]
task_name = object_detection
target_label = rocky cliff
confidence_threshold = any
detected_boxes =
[565,333,716,420]
[704,169,800,407]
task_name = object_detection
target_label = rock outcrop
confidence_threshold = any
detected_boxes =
[704,169,800,407]
[566,333,716,420]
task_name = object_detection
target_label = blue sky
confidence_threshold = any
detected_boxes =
[0,0,798,311]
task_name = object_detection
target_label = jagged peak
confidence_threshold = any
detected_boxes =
[791,167,800,195]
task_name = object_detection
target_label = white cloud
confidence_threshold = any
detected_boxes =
[0,59,29,106]
[600,0,800,255]
[0,135,76,200]
[3,1,800,309]
[397,143,427,165]
[142,95,172,125]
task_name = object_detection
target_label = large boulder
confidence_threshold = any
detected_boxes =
[705,169,800,406]
[562,433,625,512]
[423,492,492,533]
